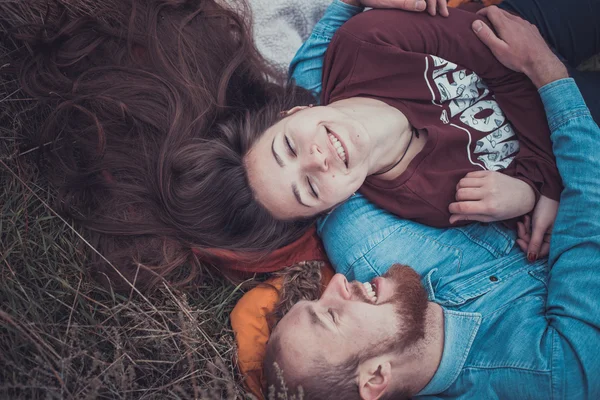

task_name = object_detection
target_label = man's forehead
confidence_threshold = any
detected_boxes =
[273,302,323,372]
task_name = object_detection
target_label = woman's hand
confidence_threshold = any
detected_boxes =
[449,171,535,224]
[516,196,559,261]
[342,0,449,17]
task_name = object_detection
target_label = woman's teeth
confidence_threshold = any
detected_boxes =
[363,281,377,301]
[328,133,347,164]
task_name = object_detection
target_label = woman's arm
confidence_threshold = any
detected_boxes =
[289,0,449,97]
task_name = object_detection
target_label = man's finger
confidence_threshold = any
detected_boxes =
[427,0,436,16]
[476,5,499,18]
[472,19,510,55]
[438,0,449,17]
[362,0,426,11]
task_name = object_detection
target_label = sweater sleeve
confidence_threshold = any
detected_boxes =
[333,8,563,201]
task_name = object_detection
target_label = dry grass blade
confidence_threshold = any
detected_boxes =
[0,75,253,400]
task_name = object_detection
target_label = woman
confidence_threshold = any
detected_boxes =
[235,5,564,241]
[1,0,317,289]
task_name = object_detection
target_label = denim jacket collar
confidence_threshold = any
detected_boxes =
[416,308,482,396]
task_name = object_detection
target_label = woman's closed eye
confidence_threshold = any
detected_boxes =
[307,176,318,199]
[285,135,296,156]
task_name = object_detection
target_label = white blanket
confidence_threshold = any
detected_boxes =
[249,0,333,74]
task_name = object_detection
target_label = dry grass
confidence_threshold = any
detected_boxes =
[1,2,598,396]
[0,88,254,399]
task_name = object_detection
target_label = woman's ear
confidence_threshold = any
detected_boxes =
[280,104,313,117]
[358,360,392,400]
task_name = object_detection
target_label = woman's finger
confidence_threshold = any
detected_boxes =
[456,177,484,190]
[516,238,529,254]
[538,242,550,258]
[455,187,482,201]
[463,170,491,179]
[523,215,532,235]
[527,220,550,262]
[449,213,493,224]
[448,200,488,216]
[517,220,530,241]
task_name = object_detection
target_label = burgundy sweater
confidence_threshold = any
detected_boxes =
[321,8,562,228]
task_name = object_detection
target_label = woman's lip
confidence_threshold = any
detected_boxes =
[327,129,349,168]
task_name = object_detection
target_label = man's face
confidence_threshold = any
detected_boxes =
[272,265,428,377]
[245,105,372,220]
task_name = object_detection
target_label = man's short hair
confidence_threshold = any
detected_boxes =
[264,333,410,400]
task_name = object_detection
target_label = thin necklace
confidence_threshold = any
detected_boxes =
[372,127,417,176]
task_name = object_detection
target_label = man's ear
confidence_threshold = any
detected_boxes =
[358,359,392,400]
[281,105,312,117]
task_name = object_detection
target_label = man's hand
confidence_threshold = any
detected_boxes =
[449,171,536,224]
[472,6,568,88]
[341,0,449,17]
[516,196,559,261]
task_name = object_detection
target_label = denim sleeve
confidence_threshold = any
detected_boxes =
[288,0,363,98]
[539,78,600,397]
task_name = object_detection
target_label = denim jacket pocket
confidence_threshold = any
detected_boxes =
[424,269,497,307]
[455,222,516,259]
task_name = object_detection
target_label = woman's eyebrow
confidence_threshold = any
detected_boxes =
[271,136,284,167]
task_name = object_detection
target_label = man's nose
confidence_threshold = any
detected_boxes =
[321,273,351,301]
[304,143,329,172]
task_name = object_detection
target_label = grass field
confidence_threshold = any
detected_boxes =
[1,5,599,396]
[0,110,252,398]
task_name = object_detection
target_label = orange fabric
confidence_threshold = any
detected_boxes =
[230,1,505,398]
[231,265,335,399]
[195,226,329,275]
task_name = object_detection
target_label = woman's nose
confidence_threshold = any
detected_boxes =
[305,143,328,172]
[321,273,351,301]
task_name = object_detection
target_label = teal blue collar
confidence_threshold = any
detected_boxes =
[416,308,482,396]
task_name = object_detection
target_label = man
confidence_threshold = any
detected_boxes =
[264,6,600,399]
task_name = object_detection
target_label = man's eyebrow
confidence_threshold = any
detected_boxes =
[292,183,310,208]
[307,305,328,330]
[271,136,284,167]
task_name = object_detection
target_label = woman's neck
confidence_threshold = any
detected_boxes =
[329,97,421,178]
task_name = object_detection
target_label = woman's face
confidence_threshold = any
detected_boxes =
[245,105,372,220]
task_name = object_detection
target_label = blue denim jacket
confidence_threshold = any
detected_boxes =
[291,3,600,398]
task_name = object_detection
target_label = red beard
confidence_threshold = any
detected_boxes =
[350,264,429,351]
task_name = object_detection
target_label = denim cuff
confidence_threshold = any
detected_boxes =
[311,0,364,38]
[538,78,592,132]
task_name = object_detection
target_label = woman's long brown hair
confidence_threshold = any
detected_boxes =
[0,0,316,290]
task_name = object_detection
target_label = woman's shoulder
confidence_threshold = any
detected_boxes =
[337,6,480,47]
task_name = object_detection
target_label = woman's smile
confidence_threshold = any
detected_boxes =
[327,129,349,167]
